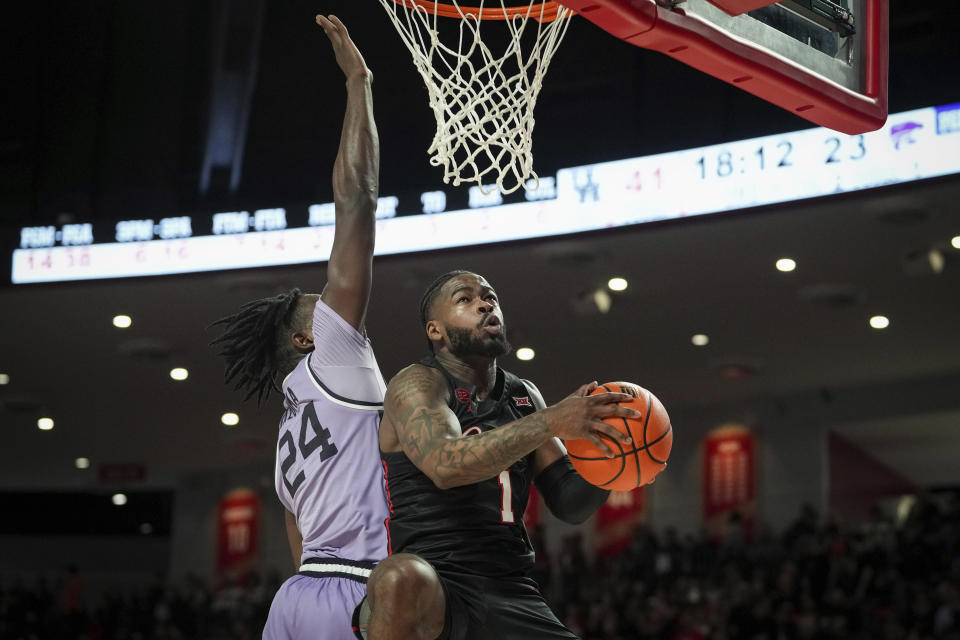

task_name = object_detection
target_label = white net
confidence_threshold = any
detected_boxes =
[377,0,574,194]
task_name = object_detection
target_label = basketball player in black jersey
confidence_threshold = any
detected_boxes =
[361,270,641,640]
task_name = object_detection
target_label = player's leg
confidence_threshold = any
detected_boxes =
[264,574,367,640]
[365,553,447,640]
[484,577,578,640]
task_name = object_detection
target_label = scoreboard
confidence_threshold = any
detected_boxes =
[11,102,960,284]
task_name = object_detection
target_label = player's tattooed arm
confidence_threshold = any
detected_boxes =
[384,366,640,489]
[385,365,553,489]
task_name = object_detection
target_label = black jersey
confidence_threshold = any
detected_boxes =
[381,355,539,578]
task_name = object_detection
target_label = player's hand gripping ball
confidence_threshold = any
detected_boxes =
[566,382,672,490]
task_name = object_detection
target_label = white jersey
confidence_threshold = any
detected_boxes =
[275,298,389,564]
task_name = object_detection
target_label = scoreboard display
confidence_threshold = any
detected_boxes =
[10,102,960,284]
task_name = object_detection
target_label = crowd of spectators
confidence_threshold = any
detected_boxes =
[0,570,276,640]
[2,496,958,639]
[547,496,960,640]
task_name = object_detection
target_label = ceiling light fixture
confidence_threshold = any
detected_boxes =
[0,373,8,385]
[112,315,132,329]
[607,277,628,292]
[691,334,710,346]
[221,412,240,426]
[516,347,535,361]
[37,417,54,431]
[593,289,612,314]
[952,235,960,250]
[112,493,128,506]
[169,367,189,381]
[776,258,797,272]
[869,315,890,330]
[75,457,91,469]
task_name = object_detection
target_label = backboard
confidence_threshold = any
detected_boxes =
[559,0,888,134]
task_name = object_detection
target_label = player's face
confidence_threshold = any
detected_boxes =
[437,273,510,358]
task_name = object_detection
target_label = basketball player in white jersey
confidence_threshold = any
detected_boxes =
[212,15,387,639]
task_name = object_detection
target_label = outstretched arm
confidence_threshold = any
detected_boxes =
[316,15,379,331]
[382,365,638,490]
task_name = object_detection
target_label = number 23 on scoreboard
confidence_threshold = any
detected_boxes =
[696,134,867,180]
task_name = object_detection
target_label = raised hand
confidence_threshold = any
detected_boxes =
[543,387,638,458]
[316,14,372,83]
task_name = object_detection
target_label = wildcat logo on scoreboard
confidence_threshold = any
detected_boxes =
[890,122,923,150]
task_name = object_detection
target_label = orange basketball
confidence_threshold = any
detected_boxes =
[566,382,673,491]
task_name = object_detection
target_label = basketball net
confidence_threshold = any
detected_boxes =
[377,0,574,194]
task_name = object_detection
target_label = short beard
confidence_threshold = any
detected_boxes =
[446,324,511,358]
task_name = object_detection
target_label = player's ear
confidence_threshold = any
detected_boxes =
[425,320,443,345]
[292,330,314,353]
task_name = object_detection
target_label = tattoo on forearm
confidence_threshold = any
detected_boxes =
[387,366,551,487]
[429,411,550,486]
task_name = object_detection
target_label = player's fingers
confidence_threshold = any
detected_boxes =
[568,381,597,398]
[316,15,344,42]
[593,422,632,445]
[589,391,634,404]
[586,433,616,458]
[328,15,349,34]
[603,405,642,420]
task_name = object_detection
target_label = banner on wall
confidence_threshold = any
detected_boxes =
[594,487,647,557]
[525,485,541,530]
[703,425,757,541]
[217,488,260,578]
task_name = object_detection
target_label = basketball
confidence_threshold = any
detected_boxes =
[566,382,673,491]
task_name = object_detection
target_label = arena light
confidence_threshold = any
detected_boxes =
[75,457,90,469]
[691,334,710,346]
[37,417,54,431]
[776,258,797,272]
[169,367,189,381]
[112,493,128,506]
[607,277,629,292]
[593,289,612,314]
[952,235,960,250]
[516,347,536,361]
[869,315,890,330]
[0,373,8,385]
[221,412,240,426]
[112,314,132,328]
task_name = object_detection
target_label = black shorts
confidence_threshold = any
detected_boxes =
[437,572,578,640]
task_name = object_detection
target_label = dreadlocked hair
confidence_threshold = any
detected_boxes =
[418,270,471,352]
[210,288,306,405]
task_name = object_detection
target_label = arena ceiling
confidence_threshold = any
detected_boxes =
[0,1,958,492]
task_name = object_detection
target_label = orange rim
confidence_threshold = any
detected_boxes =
[389,0,567,22]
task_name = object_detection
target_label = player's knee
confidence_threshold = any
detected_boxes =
[368,553,443,609]
[367,555,445,639]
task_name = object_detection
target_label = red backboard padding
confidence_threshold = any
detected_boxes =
[706,0,780,16]
[561,0,888,134]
